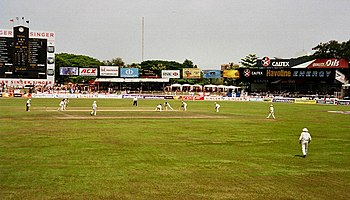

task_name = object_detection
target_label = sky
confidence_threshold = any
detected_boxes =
[1,0,350,69]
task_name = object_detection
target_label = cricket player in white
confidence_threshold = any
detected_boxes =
[155,104,162,111]
[26,99,31,111]
[58,99,65,111]
[91,101,97,116]
[63,98,69,110]
[266,104,275,119]
[299,128,312,157]
[214,102,220,112]
[181,101,187,111]
[164,102,173,111]
[133,97,138,106]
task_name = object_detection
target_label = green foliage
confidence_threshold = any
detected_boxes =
[55,53,103,84]
[240,54,258,68]
[312,39,350,60]
[103,57,125,66]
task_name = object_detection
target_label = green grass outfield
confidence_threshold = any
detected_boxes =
[0,98,349,199]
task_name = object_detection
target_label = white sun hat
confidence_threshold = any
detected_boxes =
[302,128,308,132]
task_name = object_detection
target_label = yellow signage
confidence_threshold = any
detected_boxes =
[182,68,201,79]
[223,70,240,78]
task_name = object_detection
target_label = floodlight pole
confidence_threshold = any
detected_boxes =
[142,17,144,62]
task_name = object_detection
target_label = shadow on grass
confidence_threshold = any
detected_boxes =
[294,155,305,158]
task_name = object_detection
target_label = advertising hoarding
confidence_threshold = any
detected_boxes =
[182,68,201,79]
[100,66,119,76]
[120,68,139,78]
[292,59,348,69]
[59,67,78,75]
[202,70,221,78]
[161,70,180,78]
[223,70,240,78]
[79,68,98,76]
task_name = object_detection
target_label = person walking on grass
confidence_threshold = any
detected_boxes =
[91,101,97,116]
[266,104,275,119]
[299,128,312,158]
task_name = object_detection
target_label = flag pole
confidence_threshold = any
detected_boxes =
[9,19,14,27]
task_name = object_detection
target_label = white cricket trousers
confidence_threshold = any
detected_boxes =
[301,141,309,156]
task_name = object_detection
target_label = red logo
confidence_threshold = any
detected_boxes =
[244,69,251,77]
[262,57,271,67]
[81,69,96,73]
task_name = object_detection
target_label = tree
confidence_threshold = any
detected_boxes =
[312,39,350,60]
[240,54,258,68]
[55,53,103,84]
[103,57,125,66]
[183,59,194,68]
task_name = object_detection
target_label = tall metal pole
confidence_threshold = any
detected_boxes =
[142,17,144,62]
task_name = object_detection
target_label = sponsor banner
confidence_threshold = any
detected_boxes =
[248,97,269,102]
[13,93,23,97]
[120,68,139,78]
[0,79,53,86]
[203,70,221,78]
[182,68,201,79]
[316,99,337,105]
[292,70,333,78]
[241,69,264,78]
[266,70,292,77]
[121,94,172,99]
[175,95,204,100]
[335,70,347,84]
[305,59,348,69]
[204,96,224,101]
[337,100,350,106]
[0,29,55,39]
[222,97,249,101]
[294,98,317,104]
[79,68,98,76]
[97,94,123,99]
[223,70,240,78]
[162,70,180,78]
[258,57,291,67]
[141,69,159,78]
[100,66,119,76]
[60,67,78,75]
[272,98,295,103]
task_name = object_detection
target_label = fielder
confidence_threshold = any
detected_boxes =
[266,104,275,119]
[155,104,163,111]
[164,102,173,111]
[299,128,312,158]
[91,101,97,116]
[181,101,187,111]
[133,97,138,106]
[63,98,69,110]
[214,102,220,112]
[26,99,31,111]
[58,99,65,111]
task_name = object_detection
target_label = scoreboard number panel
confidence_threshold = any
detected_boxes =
[0,26,54,80]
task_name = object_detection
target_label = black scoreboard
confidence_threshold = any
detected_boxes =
[0,26,48,79]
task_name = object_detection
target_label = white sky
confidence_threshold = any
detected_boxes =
[1,0,350,69]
